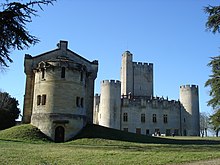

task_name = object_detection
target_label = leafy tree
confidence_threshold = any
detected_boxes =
[204,5,220,136]
[0,91,20,130]
[0,0,55,67]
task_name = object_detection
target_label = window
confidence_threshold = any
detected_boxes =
[163,114,168,123]
[42,95,46,105]
[76,97,80,107]
[80,72,83,81]
[136,128,141,134]
[123,128,128,132]
[61,67,65,78]
[37,95,41,105]
[152,114,157,123]
[42,69,45,79]
[123,113,128,122]
[141,114,145,123]
[80,98,84,107]
[146,129,150,135]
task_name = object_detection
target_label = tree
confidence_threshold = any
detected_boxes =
[204,5,220,136]
[209,111,220,137]
[0,0,55,67]
[0,91,20,130]
[200,112,209,137]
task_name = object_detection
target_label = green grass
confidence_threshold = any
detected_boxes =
[0,124,220,165]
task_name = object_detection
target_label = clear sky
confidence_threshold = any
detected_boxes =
[0,0,220,119]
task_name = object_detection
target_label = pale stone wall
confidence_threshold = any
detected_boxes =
[121,51,133,96]
[98,80,121,129]
[133,62,153,97]
[121,97,182,135]
[180,85,200,136]
[23,40,98,141]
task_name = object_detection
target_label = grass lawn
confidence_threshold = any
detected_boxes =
[0,124,220,165]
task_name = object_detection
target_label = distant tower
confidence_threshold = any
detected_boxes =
[121,51,133,96]
[180,85,200,136]
[120,51,153,97]
[99,80,121,129]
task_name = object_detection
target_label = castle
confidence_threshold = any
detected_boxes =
[23,40,200,142]
[93,51,200,136]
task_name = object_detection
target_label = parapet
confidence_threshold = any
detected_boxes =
[133,62,153,71]
[180,85,198,89]
[101,80,121,86]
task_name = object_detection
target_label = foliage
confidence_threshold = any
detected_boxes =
[0,91,20,130]
[0,0,55,67]
[205,5,220,34]
[204,5,220,135]
[209,110,220,137]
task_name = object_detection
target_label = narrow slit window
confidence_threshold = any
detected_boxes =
[80,98,84,107]
[37,95,41,105]
[61,67,65,78]
[42,69,45,79]
[76,97,80,107]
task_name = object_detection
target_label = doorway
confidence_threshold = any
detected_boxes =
[55,126,65,142]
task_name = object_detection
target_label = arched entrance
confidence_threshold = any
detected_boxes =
[55,126,65,142]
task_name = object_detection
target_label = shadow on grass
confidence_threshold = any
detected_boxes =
[73,124,220,145]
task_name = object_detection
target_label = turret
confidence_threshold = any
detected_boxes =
[180,85,200,136]
[121,51,133,96]
[99,80,121,129]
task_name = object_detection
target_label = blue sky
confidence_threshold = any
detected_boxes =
[1,0,220,118]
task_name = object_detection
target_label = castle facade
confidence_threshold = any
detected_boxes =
[94,51,200,136]
[23,41,200,142]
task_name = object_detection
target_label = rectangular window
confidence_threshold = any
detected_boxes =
[42,94,46,105]
[163,114,168,123]
[123,113,128,122]
[37,95,41,105]
[136,128,141,134]
[123,128,128,132]
[141,113,145,123]
[76,97,80,107]
[61,67,65,78]
[152,114,157,123]
[80,98,84,107]
[146,129,150,135]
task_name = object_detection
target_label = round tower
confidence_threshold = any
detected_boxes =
[180,85,200,136]
[31,59,88,142]
[99,80,121,129]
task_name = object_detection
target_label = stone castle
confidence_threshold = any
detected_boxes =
[23,40,200,142]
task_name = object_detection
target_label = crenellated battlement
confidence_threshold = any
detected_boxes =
[180,84,198,90]
[101,80,121,86]
[121,95,181,110]
[133,62,153,68]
